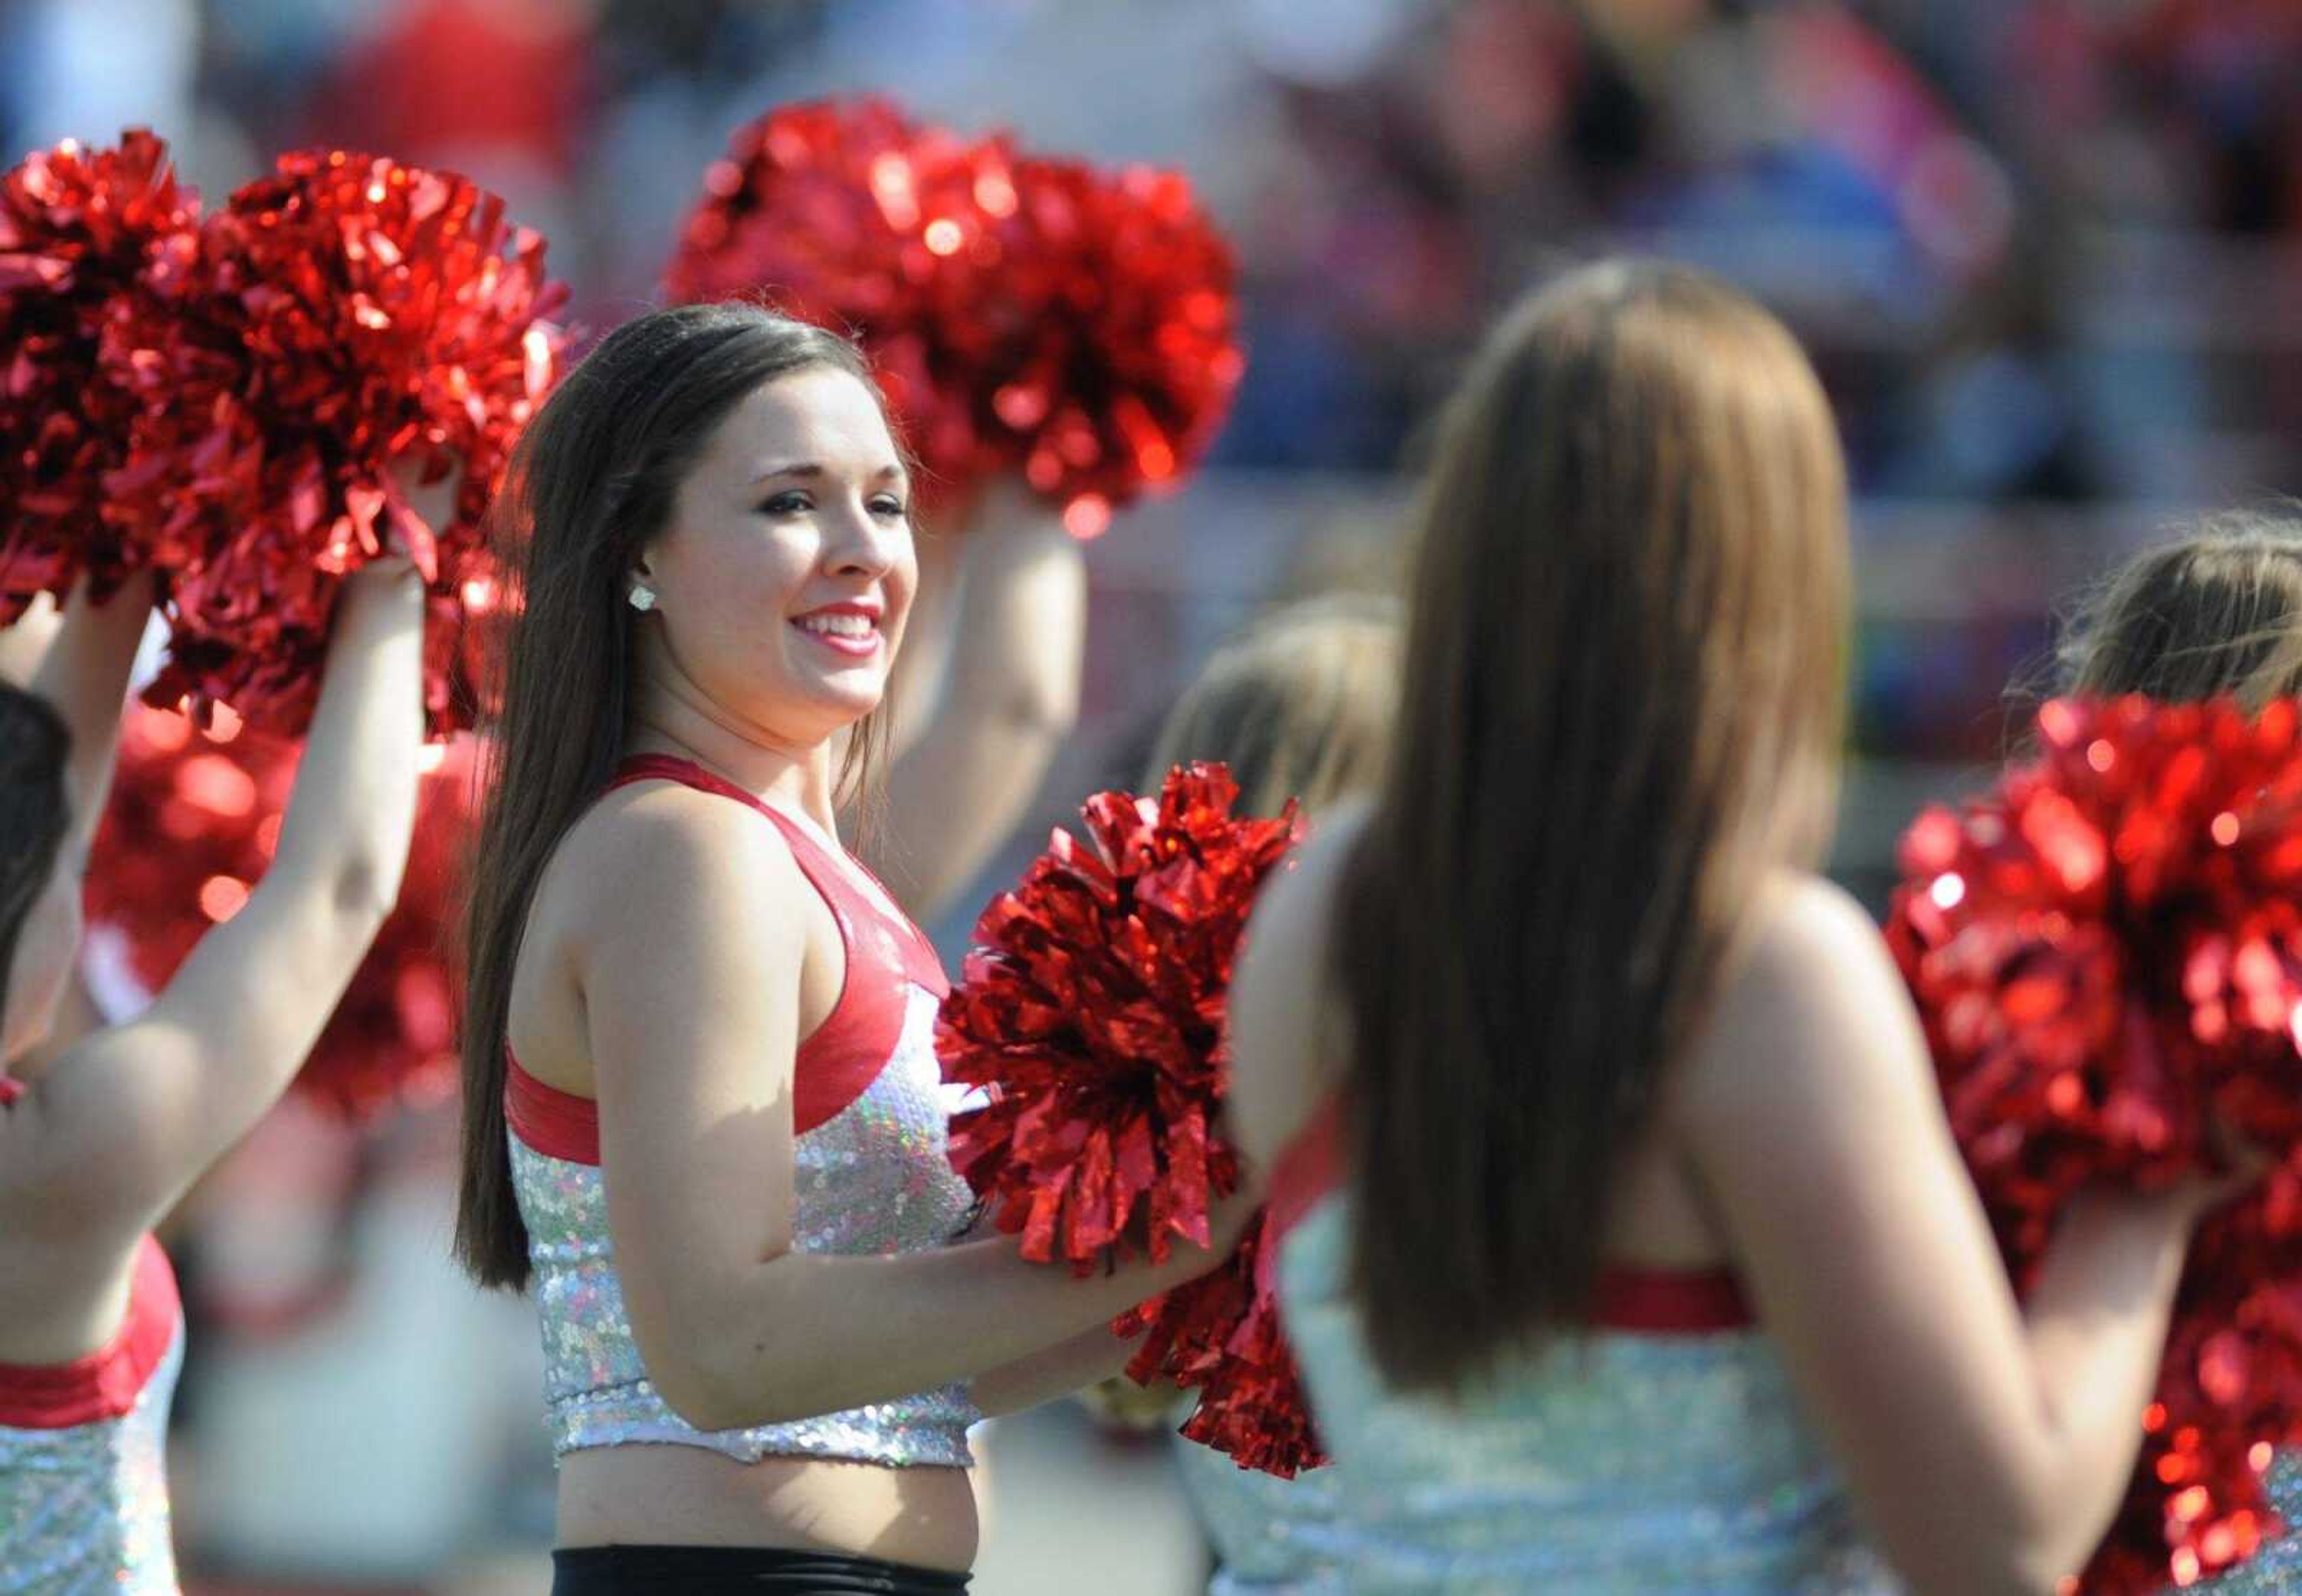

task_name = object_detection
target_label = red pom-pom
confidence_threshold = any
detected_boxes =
[0,129,200,621]
[939,762,1321,1473]
[664,97,1241,528]
[941,763,1299,1264]
[84,705,478,1120]
[1116,1210,1330,1477]
[1888,695,2302,1591]
[116,149,564,736]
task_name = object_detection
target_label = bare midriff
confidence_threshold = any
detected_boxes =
[555,1448,978,1571]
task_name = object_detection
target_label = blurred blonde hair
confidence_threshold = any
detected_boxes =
[2057,508,2302,710]
[1074,593,1405,1437]
[1145,594,1403,819]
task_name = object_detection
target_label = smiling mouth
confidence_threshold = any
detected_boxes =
[791,611,882,657]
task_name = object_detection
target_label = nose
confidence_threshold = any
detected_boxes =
[824,493,903,580]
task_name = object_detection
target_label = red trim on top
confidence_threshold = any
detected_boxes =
[1589,1267,1752,1333]
[0,1236,180,1428]
[1266,1094,1345,1246]
[613,754,945,1134]
[1263,1093,1756,1335]
[505,1049,601,1164]
[502,755,953,1160]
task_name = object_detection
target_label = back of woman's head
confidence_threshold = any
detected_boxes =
[1146,594,1402,820]
[1333,260,1849,1391]
[2057,508,2302,708]
[456,301,882,1289]
[0,685,70,1058]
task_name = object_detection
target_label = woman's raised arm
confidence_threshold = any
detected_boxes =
[860,481,1085,921]
[8,557,426,1242]
[1675,878,2225,1595]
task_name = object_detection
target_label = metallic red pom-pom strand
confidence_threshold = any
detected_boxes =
[1116,1210,1330,1477]
[938,762,1324,1474]
[0,128,200,622]
[114,148,565,736]
[664,97,1242,532]
[1889,694,2302,1592]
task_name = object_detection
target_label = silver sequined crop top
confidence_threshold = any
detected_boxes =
[1264,1097,1900,1594]
[0,1133,185,1596]
[506,755,980,1470]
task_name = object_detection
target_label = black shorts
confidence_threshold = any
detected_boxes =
[550,1544,972,1595]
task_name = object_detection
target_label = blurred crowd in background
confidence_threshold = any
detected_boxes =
[4,0,2300,1589]
[12,0,2302,490]
[11,0,2302,774]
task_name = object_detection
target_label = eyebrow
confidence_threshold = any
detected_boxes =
[751,462,909,487]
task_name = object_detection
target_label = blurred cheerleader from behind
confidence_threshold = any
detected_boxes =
[1222,260,2248,1593]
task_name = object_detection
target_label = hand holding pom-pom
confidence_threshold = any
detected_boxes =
[0,129,200,622]
[1888,694,2302,1591]
[119,149,562,736]
[953,151,1242,533]
[939,763,1300,1266]
[940,762,1326,1474]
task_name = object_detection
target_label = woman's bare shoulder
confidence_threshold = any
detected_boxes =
[519,779,821,1040]
[1669,868,1930,1142]
[1225,798,1373,1169]
[544,781,809,930]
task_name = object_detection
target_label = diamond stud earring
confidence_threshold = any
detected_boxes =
[628,586,656,613]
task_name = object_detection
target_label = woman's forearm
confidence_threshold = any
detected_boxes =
[650,1222,1233,1432]
[0,592,64,685]
[863,492,1085,919]
[31,571,155,863]
[266,569,425,914]
[973,1326,1149,1418]
[2003,1191,2199,1579]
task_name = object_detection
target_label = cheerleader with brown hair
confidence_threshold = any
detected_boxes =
[453,301,1249,1595]
[1225,262,2249,1592]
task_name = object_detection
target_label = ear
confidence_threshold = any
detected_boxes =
[625,549,662,613]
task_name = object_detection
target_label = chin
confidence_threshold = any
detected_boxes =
[808,676,888,724]
[758,693,881,752]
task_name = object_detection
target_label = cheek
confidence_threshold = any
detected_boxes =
[662,528,799,608]
[658,535,810,650]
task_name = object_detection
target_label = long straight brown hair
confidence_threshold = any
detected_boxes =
[455,302,892,1290]
[1330,261,1849,1392]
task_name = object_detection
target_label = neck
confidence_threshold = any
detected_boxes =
[626,676,843,836]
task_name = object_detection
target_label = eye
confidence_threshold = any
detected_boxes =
[870,494,909,520]
[759,490,812,517]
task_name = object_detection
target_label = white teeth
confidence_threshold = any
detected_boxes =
[797,613,874,638]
